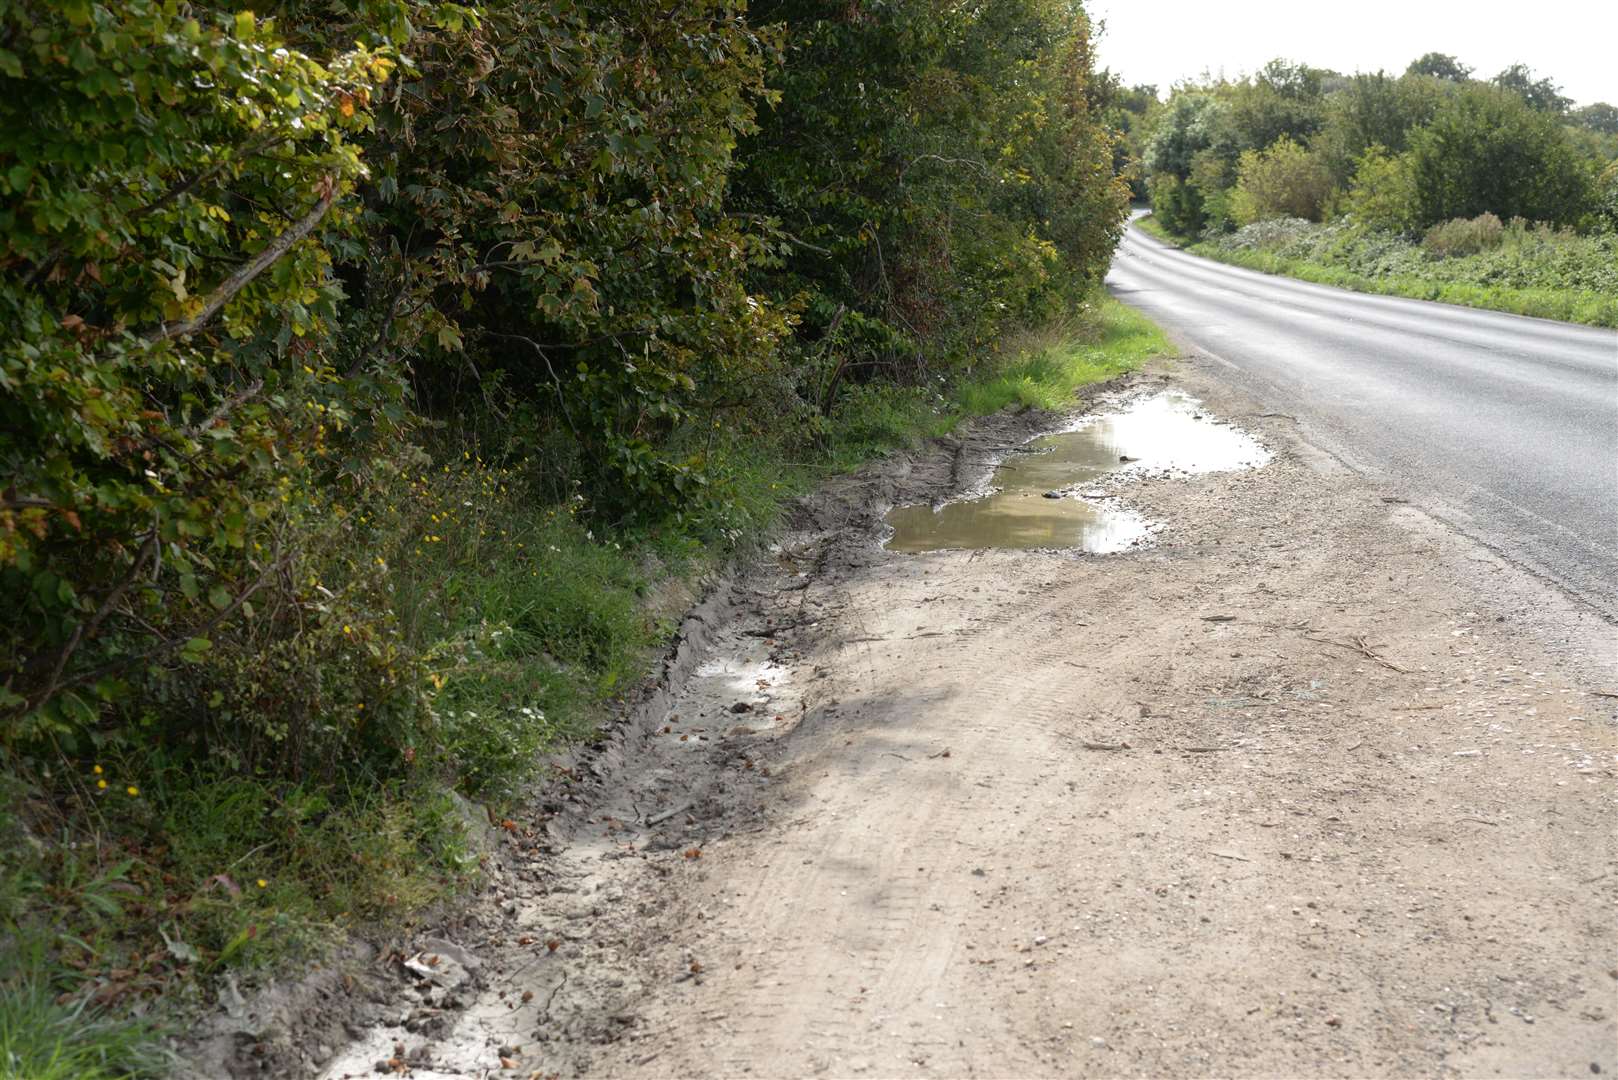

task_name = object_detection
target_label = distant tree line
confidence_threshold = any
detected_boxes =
[1125,52,1618,240]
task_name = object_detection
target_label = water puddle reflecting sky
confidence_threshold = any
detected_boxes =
[884,391,1269,553]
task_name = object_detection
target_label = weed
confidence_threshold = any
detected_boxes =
[1187,217,1618,327]
[0,979,168,1080]
[1423,213,1504,257]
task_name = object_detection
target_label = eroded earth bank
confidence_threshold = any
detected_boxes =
[307,356,1616,1080]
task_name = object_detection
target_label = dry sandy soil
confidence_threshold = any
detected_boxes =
[298,356,1616,1080]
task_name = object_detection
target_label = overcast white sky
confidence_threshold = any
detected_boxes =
[1088,0,1618,107]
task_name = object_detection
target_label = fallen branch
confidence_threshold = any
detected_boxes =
[1304,633,1409,674]
[742,621,810,637]
[646,803,692,827]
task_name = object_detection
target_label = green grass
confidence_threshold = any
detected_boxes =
[0,799,170,1079]
[952,299,1172,415]
[807,295,1173,467]
[0,293,1172,1075]
[0,981,167,1080]
[1137,211,1618,328]
[1183,243,1618,327]
[1132,212,1181,247]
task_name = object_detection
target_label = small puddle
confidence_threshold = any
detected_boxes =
[884,391,1269,553]
[694,656,790,700]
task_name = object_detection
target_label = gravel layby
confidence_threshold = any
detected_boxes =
[200,358,1616,1080]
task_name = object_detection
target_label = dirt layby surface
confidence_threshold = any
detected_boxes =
[316,357,1617,1080]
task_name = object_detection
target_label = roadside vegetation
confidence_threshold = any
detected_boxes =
[0,0,1141,1070]
[1120,53,1618,325]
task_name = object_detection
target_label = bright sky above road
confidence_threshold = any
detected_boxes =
[1088,0,1618,107]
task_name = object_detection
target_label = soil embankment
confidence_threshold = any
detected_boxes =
[314,357,1617,1079]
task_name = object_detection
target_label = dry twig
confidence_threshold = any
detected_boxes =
[1304,633,1409,673]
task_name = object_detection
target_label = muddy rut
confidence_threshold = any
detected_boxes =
[315,359,1617,1080]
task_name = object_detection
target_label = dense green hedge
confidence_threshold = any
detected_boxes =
[1,0,1126,804]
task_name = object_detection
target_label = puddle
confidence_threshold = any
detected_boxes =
[694,657,790,700]
[884,391,1269,553]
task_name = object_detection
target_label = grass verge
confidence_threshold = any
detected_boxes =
[1135,212,1618,328]
[1132,212,1181,247]
[1181,244,1618,327]
[0,294,1171,1073]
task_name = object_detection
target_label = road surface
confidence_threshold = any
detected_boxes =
[1107,221,1618,619]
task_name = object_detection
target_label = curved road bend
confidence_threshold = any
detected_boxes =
[1106,221,1618,621]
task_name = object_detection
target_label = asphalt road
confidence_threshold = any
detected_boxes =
[1106,220,1618,620]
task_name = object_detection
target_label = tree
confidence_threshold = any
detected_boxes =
[1224,58,1328,152]
[1342,145,1419,232]
[1094,74,1159,199]
[1571,102,1618,136]
[1142,92,1235,235]
[1143,93,1235,179]
[733,0,1127,392]
[1408,84,1593,226]
[1406,52,1472,81]
[1491,63,1572,115]
[1596,161,1618,233]
[1229,136,1334,224]
[1313,71,1444,184]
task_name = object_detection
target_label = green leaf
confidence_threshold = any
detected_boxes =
[210,923,258,970]
[58,690,97,726]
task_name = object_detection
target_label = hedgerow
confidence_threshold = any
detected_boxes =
[1,0,1131,1039]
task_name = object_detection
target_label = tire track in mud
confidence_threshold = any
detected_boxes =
[651,561,1129,1076]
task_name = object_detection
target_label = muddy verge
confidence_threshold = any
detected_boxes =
[177,380,1112,1080]
[208,358,1618,1079]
